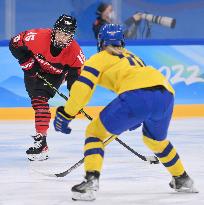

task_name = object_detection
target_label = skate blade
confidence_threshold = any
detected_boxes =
[27,151,49,161]
[72,191,96,201]
[176,186,199,193]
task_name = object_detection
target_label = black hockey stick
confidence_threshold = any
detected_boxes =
[33,133,159,178]
[33,135,115,178]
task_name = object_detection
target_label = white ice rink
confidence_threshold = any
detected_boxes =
[0,118,204,205]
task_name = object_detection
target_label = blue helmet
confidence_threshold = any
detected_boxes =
[97,24,125,51]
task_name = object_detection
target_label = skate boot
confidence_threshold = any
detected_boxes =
[72,171,100,201]
[169,171,198,193]
[26,133,48,161]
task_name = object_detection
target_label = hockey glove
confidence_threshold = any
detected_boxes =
[54,106,75,134]
[34,54,63,75]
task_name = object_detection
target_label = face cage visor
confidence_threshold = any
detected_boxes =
[51,27,75,49]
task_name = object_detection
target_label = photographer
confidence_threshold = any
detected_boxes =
[92,2,142,39]
[92,2,176,39]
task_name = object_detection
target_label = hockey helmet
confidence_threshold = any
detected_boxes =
[97,24,125,51]
[52,14,77,48]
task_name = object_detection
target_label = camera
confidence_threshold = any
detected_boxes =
[140,13,176,28]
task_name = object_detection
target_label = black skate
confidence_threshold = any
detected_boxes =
[169,171,198,193]
[26,133,49,161]
[72,171,100,201]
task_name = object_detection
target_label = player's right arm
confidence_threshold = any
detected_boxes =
[9,31,36,71]
[9,30,62,75]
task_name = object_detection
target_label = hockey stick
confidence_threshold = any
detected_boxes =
[36,73,159,175]
[33,135,116,178]
[34,133,158,178]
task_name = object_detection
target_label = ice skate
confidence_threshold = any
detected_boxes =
[26,133,49,161]
[169,171,198,193]
[71,172,99,201]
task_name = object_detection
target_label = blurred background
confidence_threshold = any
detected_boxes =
[0,0,204,119]
[1,0,204,41]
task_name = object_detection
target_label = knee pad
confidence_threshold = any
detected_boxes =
[86,117,111,141]
[143,135,169,153]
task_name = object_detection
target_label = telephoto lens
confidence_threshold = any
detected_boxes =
[141,13,176,28]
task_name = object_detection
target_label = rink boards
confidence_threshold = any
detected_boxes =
[1,104,204,120]
[0,42,204,119]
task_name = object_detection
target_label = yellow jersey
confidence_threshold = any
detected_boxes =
[65,49,174,116]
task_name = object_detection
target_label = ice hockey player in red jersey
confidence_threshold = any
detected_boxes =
[9,14,85,161]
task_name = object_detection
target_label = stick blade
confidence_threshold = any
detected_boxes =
[146,156,160,164]
[31,168,58,177]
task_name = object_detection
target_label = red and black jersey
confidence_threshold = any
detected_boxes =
[9,28,85,90]
[10,28,85,71]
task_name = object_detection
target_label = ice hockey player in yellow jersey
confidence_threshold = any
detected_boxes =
[53,24,198,201]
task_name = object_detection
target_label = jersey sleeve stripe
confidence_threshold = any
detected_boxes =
[77,76,94,89]
[83,66,100,77]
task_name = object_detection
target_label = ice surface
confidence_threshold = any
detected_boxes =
[0,118,203,205]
